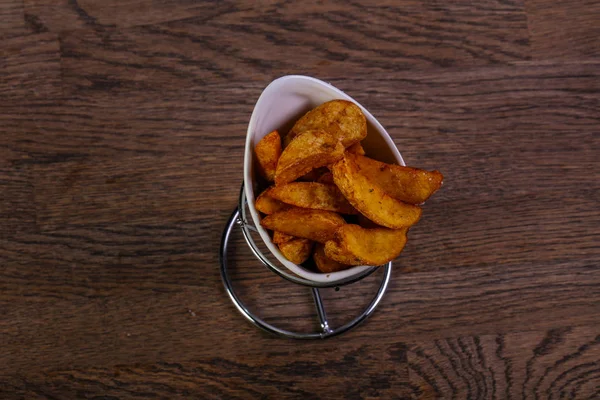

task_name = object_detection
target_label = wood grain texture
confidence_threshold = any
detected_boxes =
[0,32,62,99]
[408,326,600,399]
[1,0,600,398]
[52,0,530,92]
[0,0,26,37]
[527,0,600,59]
[0,165,35,239]
[0,343,410,399]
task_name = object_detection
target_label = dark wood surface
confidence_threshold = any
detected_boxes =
[1,1,599,398]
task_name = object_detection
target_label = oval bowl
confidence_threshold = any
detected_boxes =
[244,75,405,284]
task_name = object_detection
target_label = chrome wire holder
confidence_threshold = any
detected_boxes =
[219,184,392,339]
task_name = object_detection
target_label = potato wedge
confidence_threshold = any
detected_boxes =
[336,224,408,265]
[278,238,313,264]
[269,182,357,214]
[313,243,351,273]
[316,172,334,185]
[284,100,367,148]
[275,130,344,186]
[324,240,363,266]
[331,154,422,229]
[352,154,443,204]
[272,231,294,244]
[255,130,282,182]
[255,188,288,215]
[347,141,366,156]
[261,207,345,243]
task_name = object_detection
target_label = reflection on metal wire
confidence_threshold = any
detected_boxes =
[219,185,392,339]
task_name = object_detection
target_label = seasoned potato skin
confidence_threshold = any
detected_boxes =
[255,130,282,182]
[272,231,294,244]
[324,240,363,266]
[331,154,422,229]
[336,224,408,265]
[284,100,367,148]
[313,243,351,273]
[255,187,289,214]
[261,207,346,243]
[269,182,357,214]
[351,153,443,204]
[278,237,313,264]
[347,141,366,156]
[275,130,344,186]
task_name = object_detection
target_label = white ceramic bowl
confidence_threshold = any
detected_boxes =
[244,75,405,284]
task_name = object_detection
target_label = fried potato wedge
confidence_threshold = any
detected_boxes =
[269,182,357,214]
[331,154,422,229]
[316,172,334,185]
[261,207,345,243]
[313,243,351,273]
[275,130,344,186]
[255,130,282,182]
[278,237,313,264]
[284,100,367,148]
[336,224,408,265]
[347,141,366,156]
[352,154,443,204]
[255,188,288,214]
[324,240,363,266]
[272,231,294,244]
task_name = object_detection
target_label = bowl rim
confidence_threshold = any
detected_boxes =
[243,75,405,284]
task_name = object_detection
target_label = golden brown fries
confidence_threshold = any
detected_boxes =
[275,130,344,186]
[278,237,313,264]
[313,243,350,273]
[254,98,443,270]
[335,224,408,265]
[284,100,367,148]
[261,207,345,243]
[255,130,282,182]
[347,141,366,156]
[324,240,363,266]
[269,182,357,214]
[255,188,289,214]
[352,154,443,204]
[331,154,422,229]
[272,231,294,244]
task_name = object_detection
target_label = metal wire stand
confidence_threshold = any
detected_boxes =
[219,185,392,339]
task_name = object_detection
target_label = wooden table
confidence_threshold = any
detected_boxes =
[1,1,599,398]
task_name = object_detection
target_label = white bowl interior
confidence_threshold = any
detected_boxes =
[243,75,405,283]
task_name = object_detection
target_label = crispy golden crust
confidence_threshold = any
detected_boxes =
[272,231,294,244]
[323,240,363,266]
[261,207,345,243]
[331,154,422,229]
[336,224,408,265]
[351,153,443,204]
[275,130,344,186]
[255,130,282,182]
[255,187,289,215]
[278,238,313,264]
[269,182,357,214]
[347,141,366,156]
[284,100,367,148]
[313,243,352,273]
